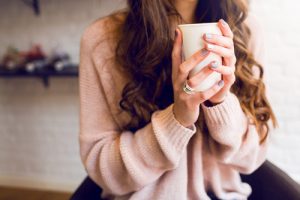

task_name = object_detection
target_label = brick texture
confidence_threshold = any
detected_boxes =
[0,0,125,191]
[251,0,300,183]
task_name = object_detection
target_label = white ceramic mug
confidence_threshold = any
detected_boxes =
[178,23,222,92]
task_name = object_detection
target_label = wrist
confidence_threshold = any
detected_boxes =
[206,93,229,107]
[172,105,194,129]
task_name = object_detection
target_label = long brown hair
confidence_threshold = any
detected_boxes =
[115,0,277,143]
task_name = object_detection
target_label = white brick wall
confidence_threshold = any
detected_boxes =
[250,0,300,183]
[0,0,299,193]
[0,0,125,192]
[0,78,81,191]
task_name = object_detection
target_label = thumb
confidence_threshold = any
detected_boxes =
[172,29,183,75]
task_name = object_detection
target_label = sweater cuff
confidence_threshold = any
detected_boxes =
[201,92,247,126]
[152,104,196,154]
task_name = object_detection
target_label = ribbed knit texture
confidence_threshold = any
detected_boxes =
[79,14,269,200]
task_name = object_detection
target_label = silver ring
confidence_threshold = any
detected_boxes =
[183,81,195,95]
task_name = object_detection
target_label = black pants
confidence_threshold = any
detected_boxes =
[70,160,300,200]
[207,161,300,200]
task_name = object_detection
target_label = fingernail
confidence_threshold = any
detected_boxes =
[205,33,213,39]
[207,44,214,50]
[211,61,218,69]
[201,49,209,56]
[220,19,227,27]
[218,80,224,87]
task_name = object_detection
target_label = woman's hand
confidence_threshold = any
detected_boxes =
[203,19,237,105]
[172,29,225,128]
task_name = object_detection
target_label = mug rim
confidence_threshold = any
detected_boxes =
[178,22,218,28]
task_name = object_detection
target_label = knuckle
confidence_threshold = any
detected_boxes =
[230,60,236,67]
[229,40,234,48]
[232,56,237,63]
[228,51,235,59]
[199,92,207,100]
[172,51,179,59]
[229,76,236,84]
[179,64,187,74]
[187,79,196,88]
[232,76,236,82]
[191,54,199,64]
[232,66,236,73]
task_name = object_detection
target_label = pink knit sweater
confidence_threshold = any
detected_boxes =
[79,14,269,200]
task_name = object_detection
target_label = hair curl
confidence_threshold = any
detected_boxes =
[115,0,277,143]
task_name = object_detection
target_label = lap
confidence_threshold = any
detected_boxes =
[208,160,300,200]
[71,161,300,200]
[240,160,300,200]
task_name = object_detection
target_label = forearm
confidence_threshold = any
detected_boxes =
[201,92,268,173]
[80,104,196,195]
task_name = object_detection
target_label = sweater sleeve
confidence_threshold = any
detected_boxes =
[200,14,270,174]
[201,93,269,174]
[79,21,196,196]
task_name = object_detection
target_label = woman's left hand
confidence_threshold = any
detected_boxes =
[203,19,236,105]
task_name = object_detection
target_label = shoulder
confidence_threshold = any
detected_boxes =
[80,12,126,63]
[244,13,265,61]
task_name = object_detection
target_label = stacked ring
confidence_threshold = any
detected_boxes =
[182,81,195,95]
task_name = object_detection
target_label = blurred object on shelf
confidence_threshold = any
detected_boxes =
[25,60,47,72]
[23,44,46,62]
[23,45,47,72]
[0,45,78,87]
[48,47,73,72]
[1,44,46,72]
[1,47,26,71]
[1,44,76,73]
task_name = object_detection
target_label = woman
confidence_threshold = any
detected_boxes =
[79,0,277,199]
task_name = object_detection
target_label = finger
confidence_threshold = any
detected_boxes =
[210,63,235,75]
[194,80,224,102]
[178,48,210,80]
[203,34,233,49]
[205,43,234,58]
[218,19,234,39]
[187,61,216,88]
[172,29,183,73]
[223,77,235,90]
[210,63,235,87]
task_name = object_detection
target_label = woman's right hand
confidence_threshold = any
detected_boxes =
[171,29,225,128]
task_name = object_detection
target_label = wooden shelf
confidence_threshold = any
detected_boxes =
[0,65,78,87]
